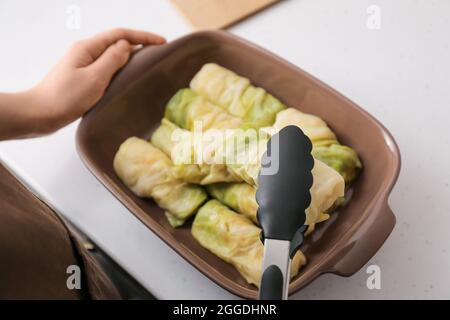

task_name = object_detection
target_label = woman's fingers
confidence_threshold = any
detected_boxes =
[80,28,165,61]
[87,39,131,84]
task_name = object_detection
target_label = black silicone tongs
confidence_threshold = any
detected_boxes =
[256,125,314,300]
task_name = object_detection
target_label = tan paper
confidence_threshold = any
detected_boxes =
[171,0,279,30]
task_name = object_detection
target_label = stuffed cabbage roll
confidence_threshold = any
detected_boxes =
[165,88,242,131]
[271,108,337,144]
[312,144,362,185]
[172,127,268,186]
[150,118,179,156]
[206,182,259,223]
[113,137,207,227]
[206,159,344,234]
[272,108,362,184]
[212,128,270,186]
[164,211,187,228]
[151,119,240,185]
[192,200,306,287]
[190,63,286,128]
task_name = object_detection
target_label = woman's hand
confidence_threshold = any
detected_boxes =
[0,28,165,140]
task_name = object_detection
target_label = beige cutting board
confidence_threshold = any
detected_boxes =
[171,0,279,30]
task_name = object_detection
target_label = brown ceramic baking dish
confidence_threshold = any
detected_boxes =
[76,30,400,299]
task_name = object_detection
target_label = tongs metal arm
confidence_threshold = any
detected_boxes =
[260,239,291,300]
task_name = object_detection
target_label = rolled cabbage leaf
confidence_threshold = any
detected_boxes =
[165,88,242,131]
[271,108,337,144]
[151,119,240,185]
[192,200,306,287]
[164,211,187,228]
[113,137,207,227]
[312,144,362,185]
[206,182,259,223]
[190,63,286,128]
[212,128,270,186]
[150,118,179,156]
[272,108,362,184]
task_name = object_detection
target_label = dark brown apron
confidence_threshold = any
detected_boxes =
[0,163,120,300]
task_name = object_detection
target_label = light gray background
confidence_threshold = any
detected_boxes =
[0,0,449,299]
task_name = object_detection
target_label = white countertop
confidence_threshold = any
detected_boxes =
[1,0,449,299]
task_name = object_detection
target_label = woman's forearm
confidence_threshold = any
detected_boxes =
[0,88,56,140]
[0,29,165,141]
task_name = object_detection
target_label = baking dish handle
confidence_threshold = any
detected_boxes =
[326,200,396,276]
